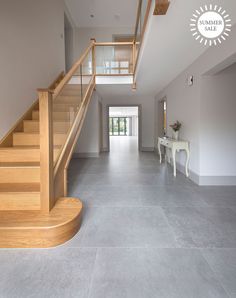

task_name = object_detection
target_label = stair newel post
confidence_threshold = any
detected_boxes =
[90,38,96,76]
[38,89,54,213]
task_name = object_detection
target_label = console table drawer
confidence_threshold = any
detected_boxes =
[160,139,170,147]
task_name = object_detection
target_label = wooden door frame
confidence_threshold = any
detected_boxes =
[158,96,167,137]
[106,104,142,152]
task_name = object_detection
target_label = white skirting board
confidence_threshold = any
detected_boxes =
[154,149,236,186]
[176,162,236,186]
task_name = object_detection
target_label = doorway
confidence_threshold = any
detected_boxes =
[107,106,141,153]
[109,117,129,136]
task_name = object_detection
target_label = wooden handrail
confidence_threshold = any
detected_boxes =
[37,40,142,213]
[53,42,94,98]
[95,42,134,46]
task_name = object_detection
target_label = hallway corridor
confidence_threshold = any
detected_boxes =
[1,147,236,297]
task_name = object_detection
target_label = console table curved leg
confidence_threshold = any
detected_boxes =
[158,142,162,164]
[185,149,190,177]
[172,148,176,177]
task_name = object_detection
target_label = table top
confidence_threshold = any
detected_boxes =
[158,136,189,144]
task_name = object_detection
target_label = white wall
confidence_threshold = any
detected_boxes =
[102,95,155,151]
[155,68,201,175]
[155,24,236,184]
[200,63,236,177]
[0,0,66,139]
[131,116,139,136]
[74,27,133,58]
[64,14,75,71]
[74,92,102,156]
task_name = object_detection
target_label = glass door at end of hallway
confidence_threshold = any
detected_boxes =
[109,117,130,136]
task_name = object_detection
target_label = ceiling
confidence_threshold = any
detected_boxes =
[65,0,138,28]
[136,0,236,95]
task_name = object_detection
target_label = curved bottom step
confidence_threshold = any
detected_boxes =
[0,197,83,248]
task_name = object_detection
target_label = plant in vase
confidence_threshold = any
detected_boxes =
[170,121,181,140]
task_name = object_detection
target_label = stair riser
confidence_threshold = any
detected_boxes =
[23,121,39,133]
[0,149,60,163]
[32,111,74,121]
[0,168,40,183]
[0,150,40,163]
[63,85,82,90]
[53,105,78,112]
[13,134,66,147]
[61,91,81,97]
[24,121,70,133]
[56,99,81,105]
[0,193,40,210]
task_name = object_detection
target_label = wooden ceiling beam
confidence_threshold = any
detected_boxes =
[153,0,170,15]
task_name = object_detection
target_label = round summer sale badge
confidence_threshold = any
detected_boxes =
[190,4,232,46]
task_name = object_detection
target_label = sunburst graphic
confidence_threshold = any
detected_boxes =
[190,4,232,46]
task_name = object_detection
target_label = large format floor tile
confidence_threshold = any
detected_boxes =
[79,207,176,248]
[139,185,208,207]
[197,186,236,207]
[88,248,228,298]
[202,249,236,298]
[0,248,97,298]
[163,207,236,248]
[74,187,142,207]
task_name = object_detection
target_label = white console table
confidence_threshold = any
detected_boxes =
[158,137,190,177]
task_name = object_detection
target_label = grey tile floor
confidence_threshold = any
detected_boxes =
[1,137,236,298]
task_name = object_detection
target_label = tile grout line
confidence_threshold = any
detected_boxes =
[199,250,231,298]
[87,247,99,298]
[159,207,179,248]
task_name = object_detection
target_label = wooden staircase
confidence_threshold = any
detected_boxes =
[0,43,96,248]
[0,0,157,248]
[0,38,141,248]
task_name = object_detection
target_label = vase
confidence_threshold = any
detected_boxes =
[172,130,179,140]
